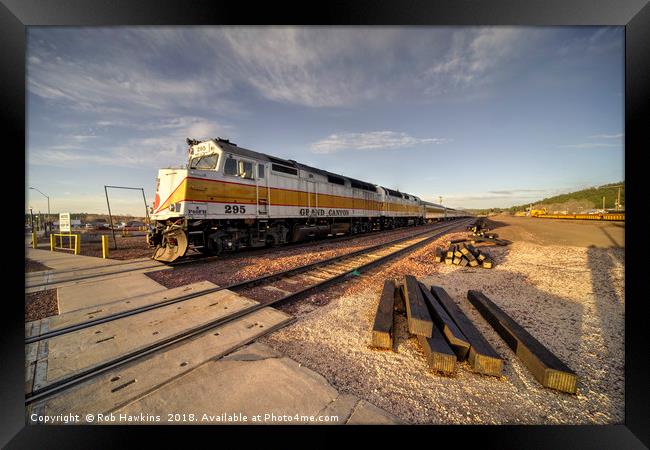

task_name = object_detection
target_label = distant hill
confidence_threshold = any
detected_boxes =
[474,182,625,215]
[517,182,624,212]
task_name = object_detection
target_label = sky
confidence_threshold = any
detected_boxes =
[26,27,625,215]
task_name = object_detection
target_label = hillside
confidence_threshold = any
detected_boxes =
[474,182,625,215]
[520,182,623,212]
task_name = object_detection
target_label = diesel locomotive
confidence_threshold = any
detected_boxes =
[147,138,469,262]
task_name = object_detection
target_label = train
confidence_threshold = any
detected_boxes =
[147,137,471,262]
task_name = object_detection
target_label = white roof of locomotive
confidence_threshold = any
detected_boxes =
[198,138,421,200]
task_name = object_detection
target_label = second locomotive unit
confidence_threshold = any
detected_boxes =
[147,138,467,262]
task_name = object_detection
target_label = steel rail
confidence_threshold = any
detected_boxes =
[25,219,470,405]
[26,220,463,343]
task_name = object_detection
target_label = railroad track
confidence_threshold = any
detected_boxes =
[173,221,449,262]
[26,219,465,344]
[25,218,470,405]
[25,222,449,289]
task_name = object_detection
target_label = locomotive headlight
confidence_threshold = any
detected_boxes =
[169,204,175,212]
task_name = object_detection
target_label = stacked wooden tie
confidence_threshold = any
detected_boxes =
[370,278,579,393]
[467,218,488,236]
[434,242,494,269]
[370,276,503,377]
[462,218,510,246]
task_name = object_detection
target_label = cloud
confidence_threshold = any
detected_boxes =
[94,116,230,135]
[557,27,622,58]
[487,189,546,195]
[27,27,394,112]
[27,29,236,124]
[560,143,621,149]
[310,131,451,154]
[432,192,547,209]
[25,27,546,111]
[210,28,415,107]
[28,115,230,169]
[29,135,186,169]
[559,131,624,149]
[27,26,621,116]
[68,134,96,142]
[589,133,624,139]
[442,193,544,202]
[423,28,539,95]
[28,58,214,116]
[436,184,609,209]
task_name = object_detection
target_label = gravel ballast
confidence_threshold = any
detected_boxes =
[147,224,447,289]
[261,233,624,424]
[25,289,58,322]
[25,258,52,273]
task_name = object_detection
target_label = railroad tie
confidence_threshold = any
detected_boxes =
[417,331,457,375]
[467,290,576,393]
[429,285,503,377]
[394,283,406,315]
[402,275,433,337]
[418,282,470,360]
[371,280,397,350]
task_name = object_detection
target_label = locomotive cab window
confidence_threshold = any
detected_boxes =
[189,154,218,170]
[258,164,265,179]
[239,160,254,179]
[224,157,237,175]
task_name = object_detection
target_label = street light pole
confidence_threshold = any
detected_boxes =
[29,187,50,236]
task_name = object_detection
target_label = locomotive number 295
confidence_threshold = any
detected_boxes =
[224,205,246,214]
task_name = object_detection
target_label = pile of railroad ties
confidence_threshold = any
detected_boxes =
[369,275,578,394]
[433,218,510,269]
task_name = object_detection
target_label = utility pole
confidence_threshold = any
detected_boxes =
[438,196,443,205]
[29,187,51,236]
[602,196,605,211]
[617,186,621,210]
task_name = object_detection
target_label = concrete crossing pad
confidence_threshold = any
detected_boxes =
[27,281,217,337]
[25,248,169,293]
[28,308,293,421]
[55,273,168,313]
[26,248,116,271]
[30,288,259,391]
[25,262,169,293]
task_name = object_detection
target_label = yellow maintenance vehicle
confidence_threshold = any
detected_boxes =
[529,208,547,217]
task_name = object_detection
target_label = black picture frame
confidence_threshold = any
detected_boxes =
[4,0,648,447]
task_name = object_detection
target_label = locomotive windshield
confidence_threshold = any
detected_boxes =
[189,154,218,170]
